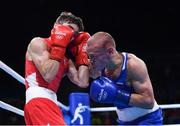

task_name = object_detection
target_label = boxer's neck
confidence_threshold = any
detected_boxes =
[106,52,123,71]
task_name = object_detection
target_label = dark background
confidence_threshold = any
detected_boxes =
[0,0,180,125]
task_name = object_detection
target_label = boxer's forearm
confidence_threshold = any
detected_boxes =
[129,93,154,109]
[40,59,60,82]
[67,60,89,88]
[77,65,89,88]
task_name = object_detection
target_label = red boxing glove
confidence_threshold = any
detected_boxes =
[50,24,74,62]
[71,32,90,66]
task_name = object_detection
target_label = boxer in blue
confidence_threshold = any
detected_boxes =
[86,32,163,125]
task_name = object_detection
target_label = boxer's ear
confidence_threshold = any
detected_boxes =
[107,47,114,55]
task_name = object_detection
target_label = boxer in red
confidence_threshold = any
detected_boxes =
[24,12,90,125]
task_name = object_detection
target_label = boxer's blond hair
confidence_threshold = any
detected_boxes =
[90,32,116,49]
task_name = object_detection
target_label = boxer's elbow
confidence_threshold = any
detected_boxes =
[41,63,59,83]
[77,76,89,88]
[43,72,56,83]
[70,76,89,88]
[144,97,154,109]
[78,81,89,88]
[43,74,54,83]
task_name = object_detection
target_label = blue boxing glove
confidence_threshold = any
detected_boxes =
[90,76,131,106]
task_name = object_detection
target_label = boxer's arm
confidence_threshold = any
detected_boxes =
[128,54,154,109]
[67,59,89,88]
[27,37,60,82]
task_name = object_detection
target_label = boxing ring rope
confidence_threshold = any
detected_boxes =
[1,60,180,120]
[90,104,180,112]
[0,60,25,84]
[0,101,24,116]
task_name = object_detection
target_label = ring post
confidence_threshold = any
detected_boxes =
[69,93,91,125]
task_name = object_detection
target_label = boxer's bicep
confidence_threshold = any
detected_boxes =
[131,58,153,96]
[129,57,154,108]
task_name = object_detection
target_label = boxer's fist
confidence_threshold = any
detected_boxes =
[73,32,90,46]
[71,32,90,66]
[90,76,117,103]
[90,76,131,105]
[50,24,74,62]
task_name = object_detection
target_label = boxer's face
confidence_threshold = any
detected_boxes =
[87,44,109,71]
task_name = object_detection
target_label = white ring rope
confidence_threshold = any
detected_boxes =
[1,101,180,117]
[0,100,24,116]
[1,60,180,117]
[90,104,180,112]
[0,60,25,84]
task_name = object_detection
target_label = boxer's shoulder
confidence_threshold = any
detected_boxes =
[30,37,45,45]
[127,53,145,68]
[27,37,48,59]
[28,37,47,50]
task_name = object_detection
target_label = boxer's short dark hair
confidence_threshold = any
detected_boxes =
[56,12,84,31]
